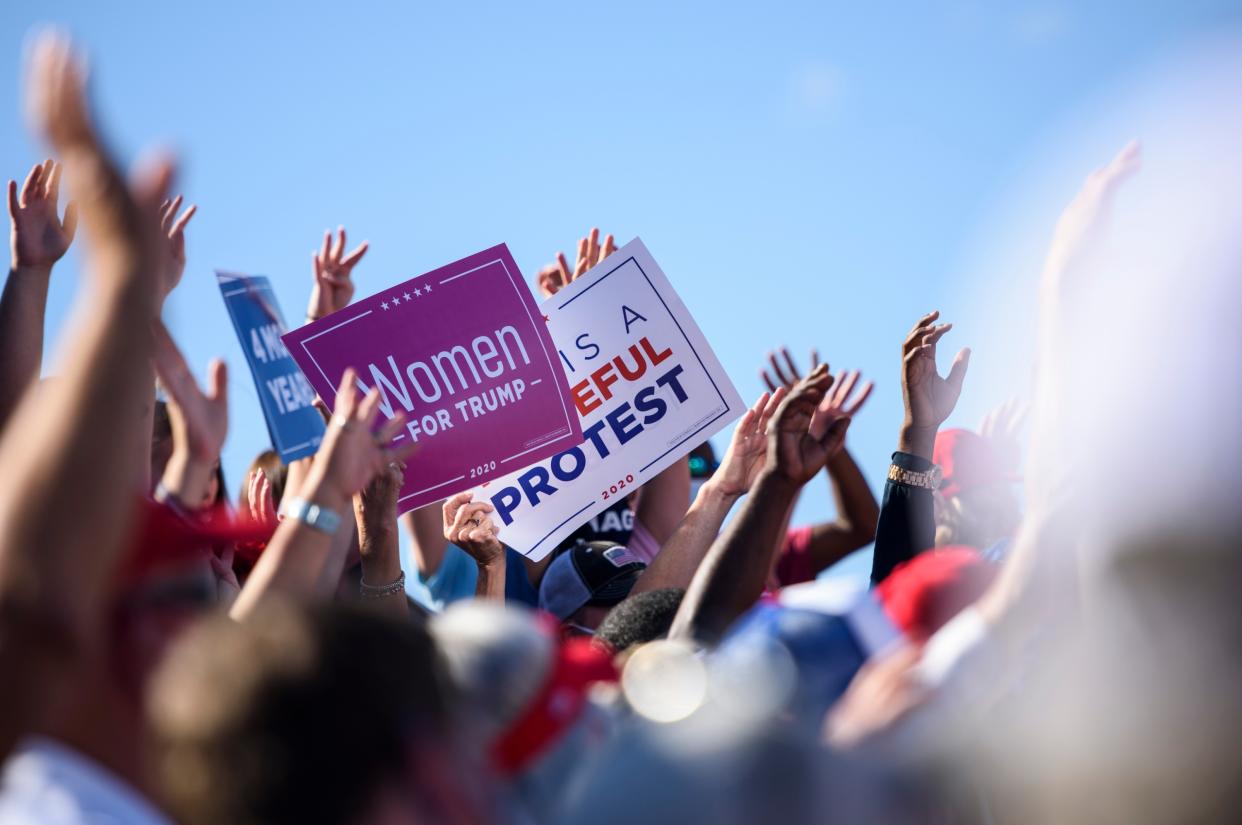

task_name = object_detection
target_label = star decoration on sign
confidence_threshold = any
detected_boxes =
[403,291,412,301]
[414,287,422,297]
[381,301,390,310]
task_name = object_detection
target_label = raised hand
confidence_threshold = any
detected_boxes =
[153,321,228,463]
[308,369,414,500]
[980,398,1027,476]
[356,459,403,545]
[768,364,851,486]
[28,36,171,300]
[244,468,279,528]
[901,311,969,434]
[307,226,368,321]
[711,388,785,497]
[157,195,196,295]
[8,159,76,271]
[441,492,503,567]
[760,346,820,394]
[210,545,241,606]
[534,226,616,297]
[1044,141,1141,293]
[811,368,874,440]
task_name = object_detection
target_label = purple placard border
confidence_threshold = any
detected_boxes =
[290,251,580,506]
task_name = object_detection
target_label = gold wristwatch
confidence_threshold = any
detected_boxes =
[887,462,942,490]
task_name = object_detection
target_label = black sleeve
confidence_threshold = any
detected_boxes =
[869,451,936,586]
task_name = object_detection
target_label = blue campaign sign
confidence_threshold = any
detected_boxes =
[217,272,325,462]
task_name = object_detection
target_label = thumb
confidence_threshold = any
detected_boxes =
[818,416,851,454]
[946,347,971,393]
[62,200,78,241]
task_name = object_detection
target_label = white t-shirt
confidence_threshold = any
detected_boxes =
[0,737,173,825]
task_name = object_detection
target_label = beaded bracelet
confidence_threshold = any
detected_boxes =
[360,571,406,599]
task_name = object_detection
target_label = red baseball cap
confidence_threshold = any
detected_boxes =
[119,497,274,588]
[876,546,996,642]
[933,428,1018,499]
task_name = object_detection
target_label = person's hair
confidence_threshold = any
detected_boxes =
[238,449,289,512]
[150,601,452,825]
[595,588,685,653]
[934,485,1021,550]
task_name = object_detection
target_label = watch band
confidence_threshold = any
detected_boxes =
[887,462,942,490]
[282,497,342,535]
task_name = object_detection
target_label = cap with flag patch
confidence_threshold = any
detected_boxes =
[538,540,646,622]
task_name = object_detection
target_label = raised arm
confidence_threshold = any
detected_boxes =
[631,389,783,595]
[441,492,506,600]
[230,369,414,620]
[354,461,410,621]
[0,36,171,755]
[670,365,851,645]
[870,312,969,585]
[152,321,228,511]
[0,160,76,429]
[305,226,368,323]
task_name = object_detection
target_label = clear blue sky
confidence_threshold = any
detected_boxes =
[4,0,1240,582]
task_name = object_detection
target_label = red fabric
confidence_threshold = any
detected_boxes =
[120,497,275,586]
[774,525,816,587]
[489,635,618,776]
[933,428,1016,499]
[876,546,997,642]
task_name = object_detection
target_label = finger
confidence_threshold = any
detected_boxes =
[260,474,277,521]
[601,233,616,260]
[835,370,860,406]
[919,324,953,352]
[44,160,62,202]
[946,348,971,393]
[334,368,359,418]
[748,390,770,419]
[809,348,820,370]
[320,230,332,266]
[780,346,802,380]
[375,411,406,444]
[209,555,233,578]
[767,351,794,387]
[587,227,600,266]
[388,438,418,464]
[904,311,940,350]
[220,543,235,567]
[760,370,777,394]
[819,416,851,453]
[357,387,382,429]
[332,226,346,261]
[206,359,228,407]
[340,241,369,269]
[731,407,757,443]
[61,200,77,241]
[19,163,42,207]
[760,386,786,425]
[844,381,875,417]
[170,203,197,237]
[6,180,17,219]
[162,194,182,232]
[574,236,589,277]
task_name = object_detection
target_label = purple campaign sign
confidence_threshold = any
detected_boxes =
[282,244,583,513]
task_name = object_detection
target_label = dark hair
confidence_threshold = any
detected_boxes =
[151,601,452,825]
[595,588,685,653]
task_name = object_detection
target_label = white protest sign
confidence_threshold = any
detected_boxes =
[474,238,744,560]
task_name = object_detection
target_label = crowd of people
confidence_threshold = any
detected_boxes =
[1,32,1240,825]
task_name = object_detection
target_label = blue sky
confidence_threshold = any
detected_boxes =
[4,0,1240,581]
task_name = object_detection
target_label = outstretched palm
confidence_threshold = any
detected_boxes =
[714,388,784,497]
[8,159,76,269]
[901,311,969,429]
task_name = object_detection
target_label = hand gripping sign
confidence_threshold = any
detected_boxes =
[217,272,326,462]
[471,238,745,560]
[283,244,583,512]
